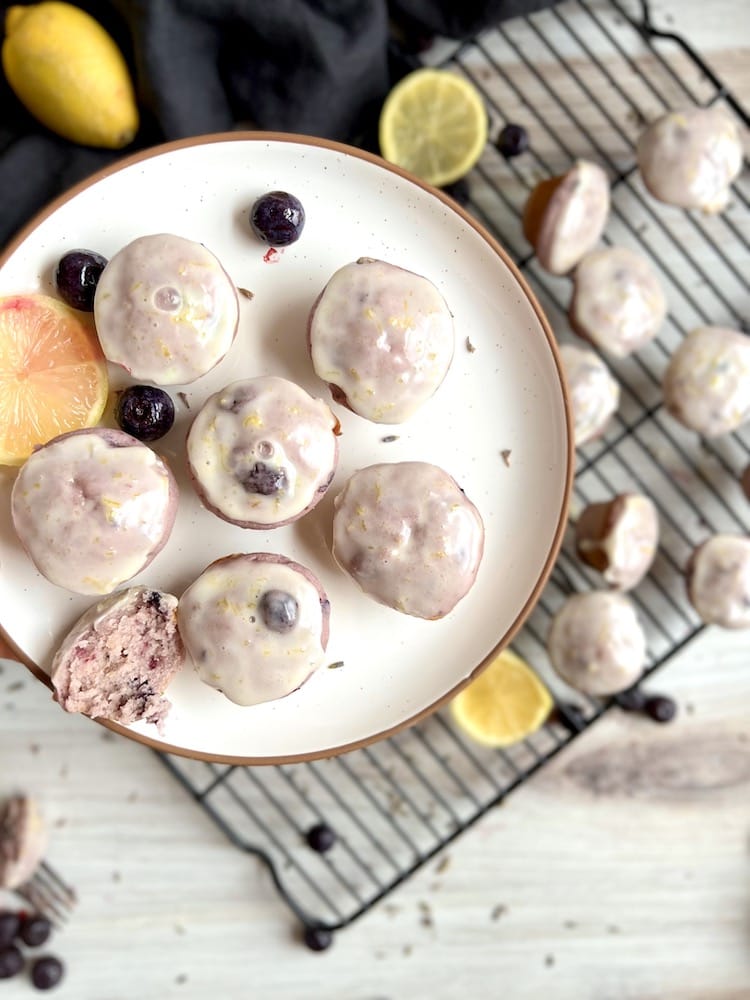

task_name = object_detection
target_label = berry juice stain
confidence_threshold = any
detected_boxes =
[263,247,281,263]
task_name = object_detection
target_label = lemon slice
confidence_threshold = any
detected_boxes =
[451,647,553,748]
[378,68,488,187]
[0,294,109,466]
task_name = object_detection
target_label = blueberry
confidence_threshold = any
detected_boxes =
[250,191,306,247]
[496,123,530,159]
[614,688,648,713]
[19,914,52,948]
[554,702,586,733]
[115,385,175,442]
[30,955,64,990]
[240,461,287,496]
[0,912,20,949]
[645,695,677,723]
[305,822,336,853]
[259,590,298,634]
[303,926,333,952]
[0,945,23,979]
[55,249,108,311]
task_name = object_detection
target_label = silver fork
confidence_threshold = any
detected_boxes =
[15,861,77,926]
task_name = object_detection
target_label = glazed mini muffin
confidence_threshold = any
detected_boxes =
[547,590,647,696]
[332,461,484,620]
[50,587,185,728]
[187,376,340,529]
[11,427,178,595]
[569,246,667,357]
[662,326,750,437]
[575,493,659,591]
[523,160,610,275]
[94,233,239,385]
[559,343,620,447]
[685,534,750,629]
[637,106,743,212]
[0,795,46,891]
[178,553,331,707]
[308,257,455,424]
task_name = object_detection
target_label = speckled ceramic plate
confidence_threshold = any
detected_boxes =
[0,133,572,764]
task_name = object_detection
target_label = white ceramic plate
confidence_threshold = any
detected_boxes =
[0,134,572,764]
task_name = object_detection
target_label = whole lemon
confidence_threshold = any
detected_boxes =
[2,2,139,149]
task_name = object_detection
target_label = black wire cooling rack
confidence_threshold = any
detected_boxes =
[157,0,750,943]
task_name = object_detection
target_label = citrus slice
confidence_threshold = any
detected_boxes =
[378,68,488,187]
[451,647,553,748]
[0,293,109,466]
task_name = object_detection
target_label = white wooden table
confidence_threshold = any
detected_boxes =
[1,1,749,997]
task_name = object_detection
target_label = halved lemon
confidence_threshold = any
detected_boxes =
[0,293,108,465]
[451,647,553,748]
[378,68,488,187]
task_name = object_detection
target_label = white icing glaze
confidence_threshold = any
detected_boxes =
[688,535,750,629]
[637,106,743,212]
[187,376,339,527]
[178,555,328,707]
[547,591,646,696]
[534,160,610,275]
[570,246,667,357]
[663,326,750,437]
[309,258,454,423]
[94,233,239,385]
[11,429,176,595]
[332,461,484,620]
[576,494,659,591]
[559,344,620,447]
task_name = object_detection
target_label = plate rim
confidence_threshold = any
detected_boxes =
[0,129,574,765]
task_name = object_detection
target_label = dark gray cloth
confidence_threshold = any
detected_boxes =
[0,0,555,248]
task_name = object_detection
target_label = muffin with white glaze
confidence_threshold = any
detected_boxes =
[11,428,178,595]
[559,344,620,447]
[523,160,610,275]
[547,590,647,696]
[663,326,750,437]
[308,257,454,424]
[637,106,743,213]
[178,553,331,707]
[575,493,659,591]
[94,233,239,385]
[332,461,484,620]
[569,246,667,357]
[686,534,750,628]
[187,376,340,529]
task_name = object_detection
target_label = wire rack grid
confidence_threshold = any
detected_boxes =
[157,0,750,941]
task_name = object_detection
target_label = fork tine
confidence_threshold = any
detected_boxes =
[16,861,77,926]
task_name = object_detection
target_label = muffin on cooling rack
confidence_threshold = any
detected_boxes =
[685,534,750,629]
[547,590,647,696]
[575,493,659,591]
[523,159,610,275]
[558,343,620,447]
[662,326,750,438]
[569,246,667,357]
[636,105,743,213]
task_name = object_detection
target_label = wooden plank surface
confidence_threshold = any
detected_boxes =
[1,1,749,997]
